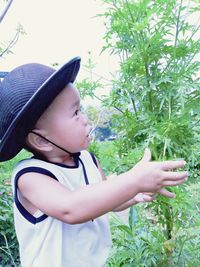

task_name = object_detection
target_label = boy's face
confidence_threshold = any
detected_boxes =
[35,83,92,154]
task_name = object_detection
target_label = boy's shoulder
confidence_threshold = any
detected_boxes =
[13,157,50,175]
[12,150,97,174]
[15,156,43,166]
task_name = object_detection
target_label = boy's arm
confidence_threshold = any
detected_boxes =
[95,161,145,211]
[18,149,187,224]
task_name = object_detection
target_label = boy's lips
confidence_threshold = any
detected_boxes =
[87,127,92,136]
[86,128,93,140]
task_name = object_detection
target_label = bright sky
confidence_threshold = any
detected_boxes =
[0,0,119,82]
[0,0,199,107]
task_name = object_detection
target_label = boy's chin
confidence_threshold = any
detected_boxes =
[87,134,93,143]
[82,141,91,150]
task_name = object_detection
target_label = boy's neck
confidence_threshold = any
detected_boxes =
[34,150,77,166]
[46,154,77,166]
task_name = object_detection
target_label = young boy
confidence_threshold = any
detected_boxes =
[0,57,188,267]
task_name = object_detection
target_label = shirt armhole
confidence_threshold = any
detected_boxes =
[14,167,58,224]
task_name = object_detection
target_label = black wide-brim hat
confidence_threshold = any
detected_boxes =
[0,56,81,162]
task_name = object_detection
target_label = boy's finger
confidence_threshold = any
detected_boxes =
[160,160,186,170]
[141,148,151,162]
[135,193,154,203]
[159,188,176,198]
[162,178,186,187]
[142,194,154,202]
[142,192,154,196]
[163,171,188,180]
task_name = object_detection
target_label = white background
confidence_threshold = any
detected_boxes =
[0,0,119,81]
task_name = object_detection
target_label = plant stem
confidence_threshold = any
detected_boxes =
[168,0,183,121]
[174,0,183,50]
[176,238,187,265]
[131,98,138,120]
[0,0,14,23]
[168,97,172,120]
[3,234,17,267]
[144,61,153,112]
[165,206,173,240]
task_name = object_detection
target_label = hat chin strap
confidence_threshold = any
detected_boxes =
[30,131,89,187]
[31,131,80,159]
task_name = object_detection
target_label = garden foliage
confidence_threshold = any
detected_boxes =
[0,152,28,266]
[90,0,200,265]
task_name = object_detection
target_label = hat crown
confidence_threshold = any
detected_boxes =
[0,63,55,138]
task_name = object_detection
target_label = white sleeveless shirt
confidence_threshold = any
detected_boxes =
[11,150,112,267]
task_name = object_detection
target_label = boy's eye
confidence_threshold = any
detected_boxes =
[74,109,79,116]
[74,106,82,116]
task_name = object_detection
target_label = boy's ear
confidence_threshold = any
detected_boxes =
[26,130,53,152]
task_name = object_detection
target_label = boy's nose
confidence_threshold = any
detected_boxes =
[81,113,88,125]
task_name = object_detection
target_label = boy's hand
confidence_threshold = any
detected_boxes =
[134,188,176,203]
[158,188,176,198]
[113,187,176,211]
[134,192,154,203]
[131,148,188,193]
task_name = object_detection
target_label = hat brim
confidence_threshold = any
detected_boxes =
[0,57,81,161]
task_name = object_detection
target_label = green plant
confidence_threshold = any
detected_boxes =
[97,0,200,264]
[106,191,200,266]
[100,0,200,160]
[0,150,30,266]
[0,176,18,267]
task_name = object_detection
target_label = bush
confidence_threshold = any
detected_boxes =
[92,141,200,266]
[105,182,200,267]
[0,150,30,266]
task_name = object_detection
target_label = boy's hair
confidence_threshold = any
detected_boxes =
[0,57,81,162]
